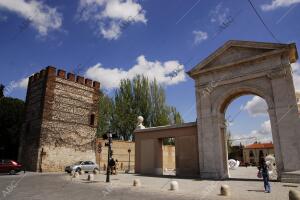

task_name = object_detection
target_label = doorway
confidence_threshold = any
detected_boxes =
[224,95,276,180]
[162,137,176,176]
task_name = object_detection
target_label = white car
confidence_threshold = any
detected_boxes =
[65,161,99,173]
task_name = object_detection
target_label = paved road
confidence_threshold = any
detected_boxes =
[0,168,299,200]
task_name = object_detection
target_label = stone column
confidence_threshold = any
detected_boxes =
[268,68,300,172]
[196,85,228,179]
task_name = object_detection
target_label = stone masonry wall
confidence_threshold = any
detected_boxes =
[95,139,175,172]
[19,66,100,172]
[96,139,135,171]
[18,72,47,171]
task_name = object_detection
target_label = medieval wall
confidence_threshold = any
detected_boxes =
[96,139,135,171]
[95,139,175,172]
[19,66,100,172]
[18,72,47,171]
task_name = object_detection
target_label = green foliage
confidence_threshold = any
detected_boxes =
[97,75,184,141]
[168,106,184,125]
[163,137,175,145]
[0,92,25,159]
[149,80,169,126]
[113,79,136,140]
[97,90,114,138]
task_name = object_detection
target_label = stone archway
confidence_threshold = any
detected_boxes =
[188,40,300,180]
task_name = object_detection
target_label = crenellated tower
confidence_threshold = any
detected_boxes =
[19,66,100,172]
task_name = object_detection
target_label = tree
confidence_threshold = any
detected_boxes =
[97,90,114,138]
[149,80,169,126]
[168,106,184,125]
[113,79,136,140]
[0,91,25,159]
[132,75,152,127]
[108,75,184,141]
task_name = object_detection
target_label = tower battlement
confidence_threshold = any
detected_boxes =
[19,66,100,172]
[28,66,100,89]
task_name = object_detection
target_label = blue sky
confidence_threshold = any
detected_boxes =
[1,0,300,145]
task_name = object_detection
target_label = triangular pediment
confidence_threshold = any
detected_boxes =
[187,40,298,78]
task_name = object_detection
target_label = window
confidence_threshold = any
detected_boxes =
[90,114,95,126]
[259,150,264,158]
[249,150,254,157]
[83,161,90,165]
[83,161,93,165]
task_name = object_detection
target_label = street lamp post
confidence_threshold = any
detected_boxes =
[128,148,131,173]
[104,133,112,183]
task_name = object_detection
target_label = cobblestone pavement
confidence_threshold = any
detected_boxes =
[0,167,299,200]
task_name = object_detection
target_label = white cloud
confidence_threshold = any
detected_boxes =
[4,77,29,96]
[85,55,186,90]
[100,20,122,40]
[77,0,146,40]
[0,0,62,36]
[193,30,208,45]
[210,2,230,25]
[261,0,300,11]
[243,96,268,117]
[248,120,272,144]
[230,120,272,146]
[251,120,271,136]
[18,77,29,88]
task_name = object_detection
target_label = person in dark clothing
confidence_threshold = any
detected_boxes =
[109,158,116,175]
[258,158,271,193]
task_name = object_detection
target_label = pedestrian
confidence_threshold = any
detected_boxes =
[109,158,116,175]
[258,158,271,193]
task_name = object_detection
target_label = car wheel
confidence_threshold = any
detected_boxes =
[9,170,16,175]
[75,167,81,172]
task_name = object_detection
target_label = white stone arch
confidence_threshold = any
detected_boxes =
[211,84,281,179]
[188,40,300,180]
[213,85,274,115]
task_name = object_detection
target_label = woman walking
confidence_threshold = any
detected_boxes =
[258,158,271,193]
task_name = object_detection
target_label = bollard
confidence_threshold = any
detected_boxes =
[133,179,141,187]
[289,190,300,200]
[220,185,230,196]
[78,170,83,175]
[88,174,94,181]
[170,181,179,191]
[73,172,79,178]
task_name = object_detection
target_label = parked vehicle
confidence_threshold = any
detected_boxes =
[65,161,99,173]
[0,160,23,175]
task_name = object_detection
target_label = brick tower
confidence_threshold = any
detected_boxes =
[18,66,100,172]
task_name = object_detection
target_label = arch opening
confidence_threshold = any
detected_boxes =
[221,94,277,180]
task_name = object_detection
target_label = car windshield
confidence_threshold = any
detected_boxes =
[74,161,83,165]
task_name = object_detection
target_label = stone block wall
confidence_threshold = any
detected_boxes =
[95,139,176,172]
[19,66,100,172]
[96,139,135,171]
[18,71,47,171]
